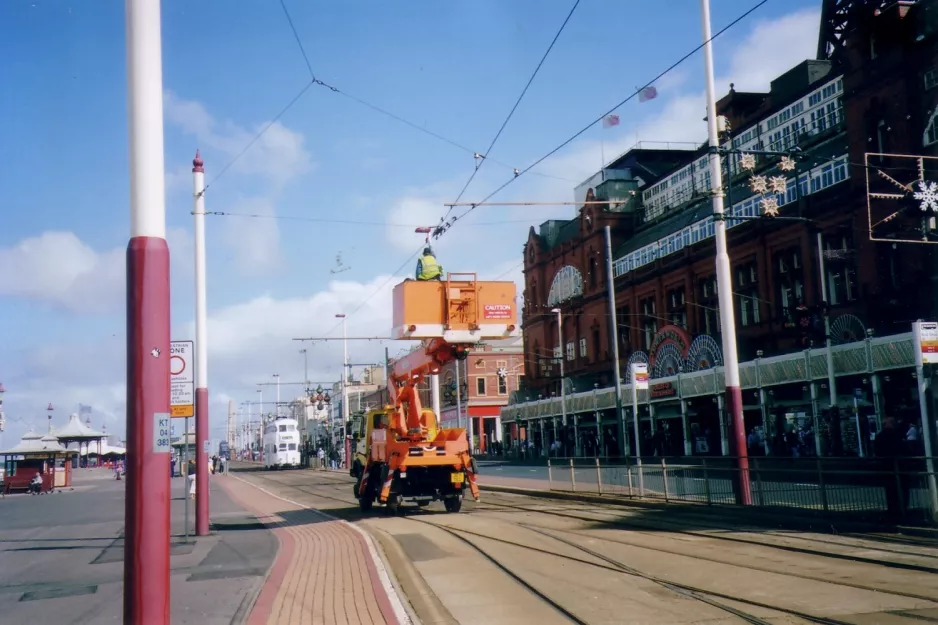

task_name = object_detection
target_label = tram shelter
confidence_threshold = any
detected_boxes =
[55,413,106,467]
[1,431,78,493]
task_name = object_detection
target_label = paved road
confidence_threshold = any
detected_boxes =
[235,465,938,625]
[0,468,276,625]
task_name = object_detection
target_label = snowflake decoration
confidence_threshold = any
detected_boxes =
[497,367,508,379]
[760,196,780,217]
[913,180,938,213]
[768,175,788,194]
[778,156,796,172]
[749,175,768,194]
[738,153,756,171]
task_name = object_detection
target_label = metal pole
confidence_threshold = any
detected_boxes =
[631,379,644,496]
[552,308,568,456]
[912,322,938,520]
[192,151,210,537]
[183,417,189,542]
[700,0,751,505]
[816,232,838,407]
[302,349,309,391]
[604,226,627,456]
[341,315,349,467]
[124,0,171,619]
[455,358,463,430]
[257,389,263,463]
[431,373,441,420]
[274,374,281,417]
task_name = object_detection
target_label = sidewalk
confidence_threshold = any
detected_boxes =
[0,468,277,624]
[217,474,406,625]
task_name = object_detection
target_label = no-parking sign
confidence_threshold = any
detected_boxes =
[171,340,194,418]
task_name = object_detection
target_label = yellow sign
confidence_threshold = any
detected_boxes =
[171,405,193,418]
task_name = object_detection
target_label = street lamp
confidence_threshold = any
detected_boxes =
[299,349,309,393]
[335,313,349,466]
[273,374,280,417]
[700,0,751,505]
[551,307,568,456]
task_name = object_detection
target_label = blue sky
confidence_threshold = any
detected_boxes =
[0,0,822,443]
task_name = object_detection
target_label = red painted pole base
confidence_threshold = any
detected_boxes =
[196,386,210,535]
[124,236,171,625]
[726,385,753,506]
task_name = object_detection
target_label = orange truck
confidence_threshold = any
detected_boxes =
[351,273,519,513]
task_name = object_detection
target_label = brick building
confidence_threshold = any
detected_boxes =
[506,1,938,459]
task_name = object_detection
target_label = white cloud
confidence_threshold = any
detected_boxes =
[217,197,283,274]
[0,267,410,445]
[0,228,192,314]
[530,7,823,196]
[163,91,314,188]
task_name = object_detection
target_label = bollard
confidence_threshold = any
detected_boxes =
[569,458,576,492]
[547,458,553,491]
[661,458,669,502]
[627,463,634,498]
[595,457,603,495]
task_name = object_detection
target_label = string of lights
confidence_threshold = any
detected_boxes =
[445,0,582,218]
[431,0,773,240]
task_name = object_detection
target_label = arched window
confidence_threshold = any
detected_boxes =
[547,265,584,306]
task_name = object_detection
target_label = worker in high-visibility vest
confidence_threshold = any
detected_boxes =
[415,246,443,281]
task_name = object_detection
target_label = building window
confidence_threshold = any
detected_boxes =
[823,233,858,305]
[579,337,587,359]
[666,287,687,328]
[640,296,657,349]
[774,247,804,326]
[617,305,631,351]
[926,68,938,91]
[925,109,938,147]
[547,265,585,306]
[589,257,598,290]
[476,377,487,396]
[566,341,575,361]
[592,326,601,362]
[475,358,485,369]
[497,376,507,395]
[699,275,720,335]
[736,260,760,327]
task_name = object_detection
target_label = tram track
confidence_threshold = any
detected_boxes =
[240,469,938,623]
[472,497,938,575]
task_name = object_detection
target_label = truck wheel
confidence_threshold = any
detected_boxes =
[359,494,373,512]
[385,493,403,516]
[444,495,462,513]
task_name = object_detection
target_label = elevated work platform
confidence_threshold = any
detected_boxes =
[391,273,519,342]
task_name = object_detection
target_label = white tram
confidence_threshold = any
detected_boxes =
[262,417,301,469]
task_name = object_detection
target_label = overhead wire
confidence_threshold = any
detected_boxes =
[201,210,537,227]
[445,0,582,219]
[437,0,773,235]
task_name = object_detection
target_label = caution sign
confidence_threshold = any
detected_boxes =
[171,340,194,418]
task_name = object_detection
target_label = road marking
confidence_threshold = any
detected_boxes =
[229,474,412,625]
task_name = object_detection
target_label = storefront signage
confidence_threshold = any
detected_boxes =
[913,321,938,365]
[631,363,649,390]
[648,325,692,366]
[650,382,677,399]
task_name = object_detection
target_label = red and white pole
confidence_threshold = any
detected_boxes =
[193,151,210,535]
[700,0,751,505]
[124,0,171,621]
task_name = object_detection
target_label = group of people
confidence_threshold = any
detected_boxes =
[315,446,342,470]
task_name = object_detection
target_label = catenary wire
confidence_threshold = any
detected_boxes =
[439,0,773,234]
[201,210,537,227]
[201,80,315,194]
[446,0,582,217]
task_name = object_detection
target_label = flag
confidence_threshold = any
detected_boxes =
[639,85,658,103]
[602,114,620,129]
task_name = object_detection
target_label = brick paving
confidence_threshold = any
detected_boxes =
[217,475,401,625]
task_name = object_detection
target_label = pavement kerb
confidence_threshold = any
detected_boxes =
[368,525,456,625]
[477,483,938,539]
[228,473,413,625]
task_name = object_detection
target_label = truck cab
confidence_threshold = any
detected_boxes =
[349,408,391,479]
